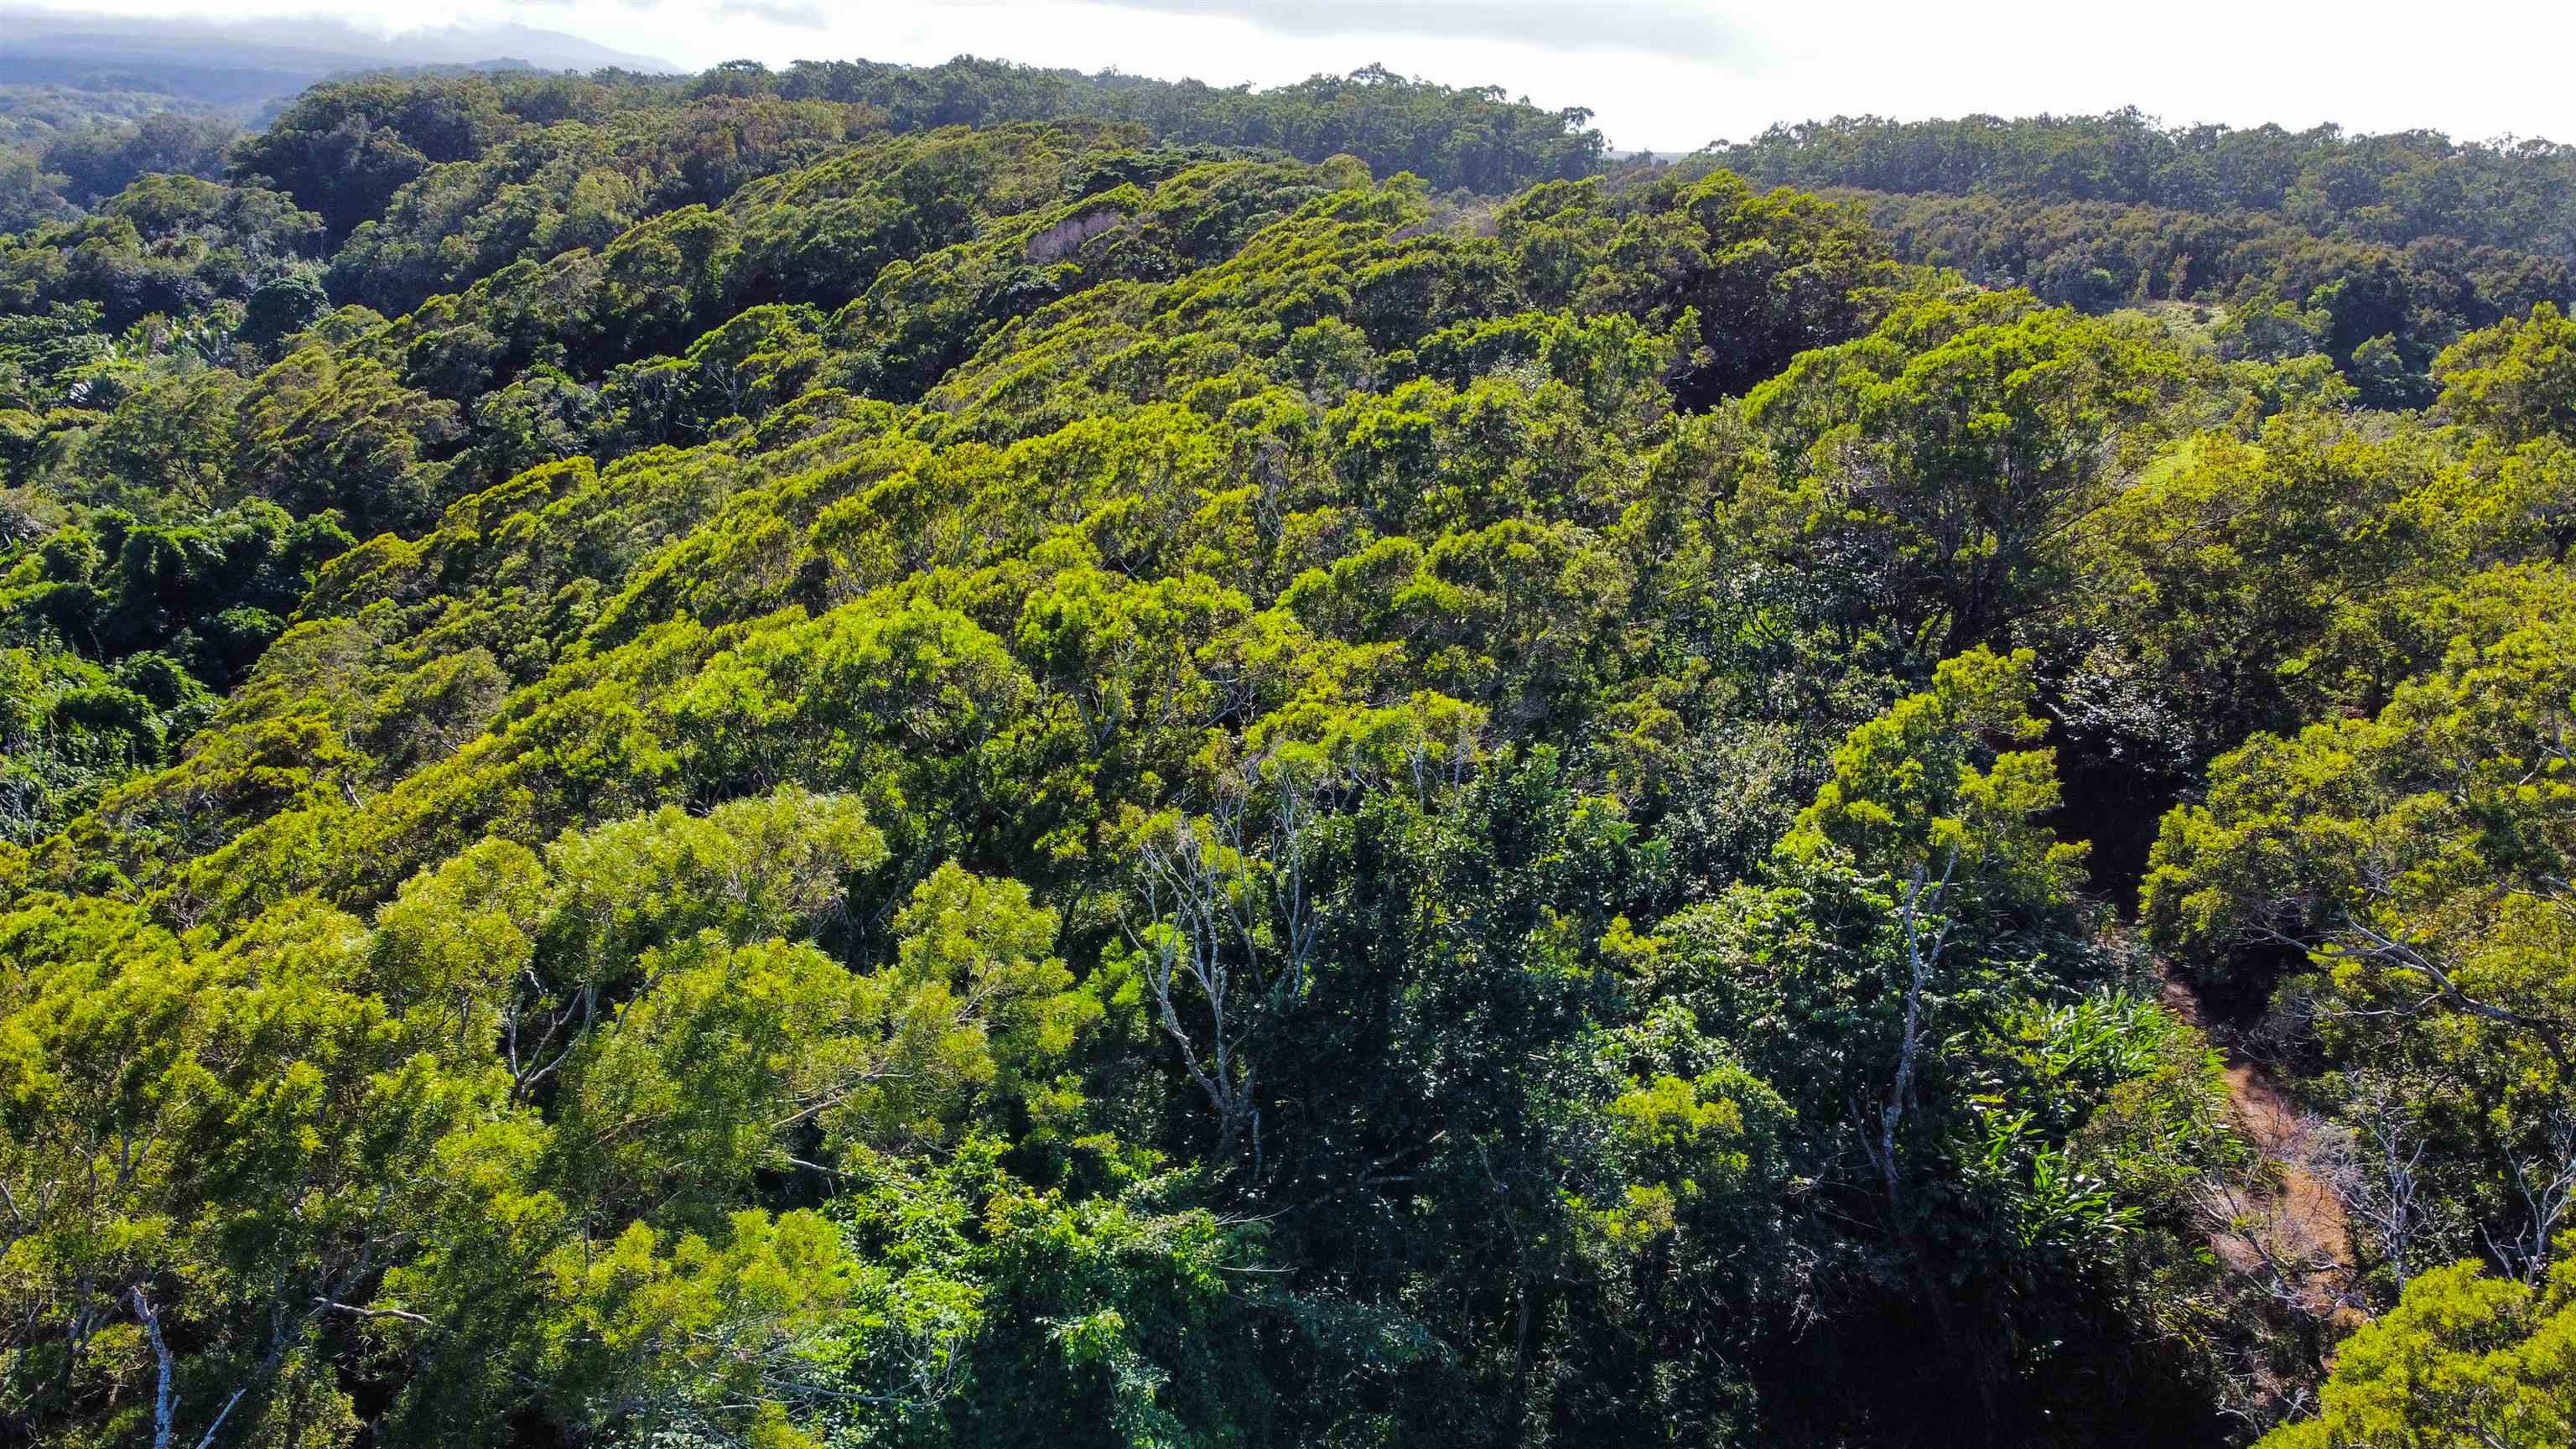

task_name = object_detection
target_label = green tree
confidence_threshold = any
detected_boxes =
[2437,302,2576,445]
[2258,1259,2575,1449]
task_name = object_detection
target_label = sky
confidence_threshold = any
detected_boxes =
[13,0,2573,154]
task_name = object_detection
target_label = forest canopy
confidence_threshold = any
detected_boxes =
[0,48,2571,1449]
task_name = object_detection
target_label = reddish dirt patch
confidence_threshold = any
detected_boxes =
[2159,970,2364,1325]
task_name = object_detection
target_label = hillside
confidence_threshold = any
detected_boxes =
[0,9,677,97]
[0,55,2571,1449]
[0,8,679,231]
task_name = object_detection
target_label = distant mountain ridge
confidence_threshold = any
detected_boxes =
[0,8,678,107]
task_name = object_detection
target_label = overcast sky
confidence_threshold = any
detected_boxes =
[18,0,2572,153]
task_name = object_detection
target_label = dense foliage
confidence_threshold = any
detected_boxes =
[0,55,2569,1449]
[1696,111,2576,408]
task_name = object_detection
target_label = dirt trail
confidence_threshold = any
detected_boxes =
[2158,969,2363,1324]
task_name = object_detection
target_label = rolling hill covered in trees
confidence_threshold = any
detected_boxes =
[0,51,2571,1449]
[1696,111,2576,408]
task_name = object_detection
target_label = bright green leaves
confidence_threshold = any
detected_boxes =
[522,937,1149,1446]
[550,849,1093,1221]
[2143,564,2576,1072]
[2260,1259,2576,1449]
[2145,564,2576,1336]
[875,863,1096,1137]
[344,785,886,1151]
[543,788,885,986]
[1781,645,2086,906]
[1589,1062,1789,1247]
[365,839,547,1062]
[558,937,860,1219]
[663,598,1033,813]
[0,778,1101,1446]
[2437,302,2576,448]
[1011,564,1248,765]
[0,888,522,1446]
[1981,993,2235,1259]
[1742,291,2198,658]
[2077,414,2576,757]
[18,60,2567,1448]
[1240,689,1487,803]
[535,1210,870,1449]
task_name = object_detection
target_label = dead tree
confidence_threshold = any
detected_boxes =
[1862,848,1958,1212]
[2485,1112,2576,1285]
[1126,775,1319,1182]
[2329,1085,2429,1294]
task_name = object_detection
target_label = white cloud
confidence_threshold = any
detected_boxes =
[1082,0,1757,61]
[712,0,826,26]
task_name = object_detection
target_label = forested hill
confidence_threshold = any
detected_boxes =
[1695,111,2576,406]
[0,55,1601,235]
[1,55,2572,1449]
[0,9,674,231]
